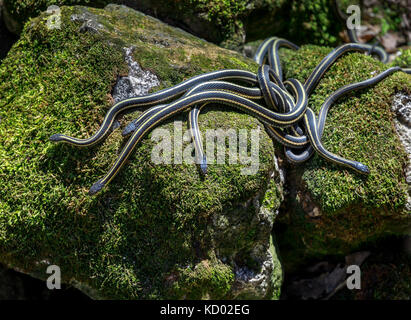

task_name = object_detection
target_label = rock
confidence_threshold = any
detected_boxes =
[2,1,343,49]
[70,6,105,33]
[0,4,284,299]
[2,0,111,34]
[112,46,160,103]
[271,44,411,272]
[392,93,411,211]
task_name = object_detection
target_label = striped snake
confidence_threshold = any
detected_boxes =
[50,33,410,195]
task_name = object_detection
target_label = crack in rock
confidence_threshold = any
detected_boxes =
[112,47,160,103]
[392,92,411,211]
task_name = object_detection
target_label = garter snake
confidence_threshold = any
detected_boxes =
[50,29,410,194]
[50,69,258,146]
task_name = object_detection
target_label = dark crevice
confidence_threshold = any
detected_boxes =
[279,235,411,300]
[0,11,17,61]
[0,263,90,300]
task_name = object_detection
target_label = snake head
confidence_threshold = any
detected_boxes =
[50,134,62,142]
[354,162,370,174]
[122,121,137,136]
[200,155,207,175]
[89,180,105,195]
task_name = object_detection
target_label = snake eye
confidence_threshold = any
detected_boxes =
[355,162,370,174]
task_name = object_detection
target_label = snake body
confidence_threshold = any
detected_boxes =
[50,17,410,194]
[50,69,257,146]
[284,66,402,163]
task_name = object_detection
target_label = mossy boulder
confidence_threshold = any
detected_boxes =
[2,0,344,49]
[2,0,112,34]
[271,44,411,272]
[0,4,284,299]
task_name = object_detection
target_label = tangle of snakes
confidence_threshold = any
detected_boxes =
[50,23,411,195]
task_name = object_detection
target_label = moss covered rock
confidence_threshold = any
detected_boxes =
[0,4,284,299]
[271,44,410,272]
[2,0,111,34]
[2,0,344,49]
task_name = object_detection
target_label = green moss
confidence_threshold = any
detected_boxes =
[287,0,339,46]
[281,45,409,212]
[391,48,411,69]
[0,5,278,299]
[369,2,406,35]
[170,258,235,299]
[269,235,283,300]
[262,175,283,213]
[273,45,410,271]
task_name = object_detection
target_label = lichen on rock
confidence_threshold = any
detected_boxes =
[70,6,105,33]
[392,93,411,212]
[112,46,160,103]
